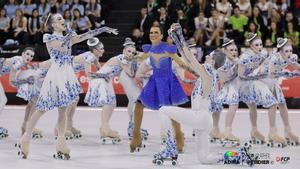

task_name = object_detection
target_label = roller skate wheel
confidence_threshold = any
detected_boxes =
[209,139,214,143]
[192,133,195,137]
[267,142,272,147]
[143,137,148,141]
[155,159,163,165]
[291,142,295,146]
[171,160,177,166]
[277,143,282,148]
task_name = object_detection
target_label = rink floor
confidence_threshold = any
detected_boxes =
[0,106,299,169]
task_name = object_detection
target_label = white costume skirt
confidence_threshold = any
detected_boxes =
[36,64,82,111]
[239,79,277,108]
[216,78,239,105]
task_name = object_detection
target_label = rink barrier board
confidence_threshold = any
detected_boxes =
[1,64,300,98]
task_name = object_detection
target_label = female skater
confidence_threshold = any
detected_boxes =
[18,13,118,159]
[54,37,104,139]
[84,37,137,143]
[215,38,240,145]
[0,47,35,139]
[153,23,254,166]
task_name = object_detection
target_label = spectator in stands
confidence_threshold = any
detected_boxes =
[72,8,92,34]
[216,0,232,22]
[146,0,159,17]
[28,9,43,44]
[4,0,19,19]
[269,8,281,24]
[11,8,29,44]
[0,8,10,45]
[135,7,152,41]
[244,21,262,41]
[20,0,37,18]
[131,28,144,51]
[63,9,72,28]
[71,0,84,16]
[251,6,266,36]
[57,0,70,15]
[193,11,208,45]
[85,0,102,28]
[181,0,197,32]
[236,0,252,18]
[204,0,217,17]
[256,0,271,26]
[38,0,51,17]
[264,38,276,55]
[156,6,170,38]
[266,21,282,45]
[176,9,190,39]
[282,11,299,32]
[205,8,224,46]
[157,0,177,22]
[228,6,248,44]
[284,22,299,47]
[49,0,58,13]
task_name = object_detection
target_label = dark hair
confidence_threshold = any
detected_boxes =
[150,25,164,35]
[22,47,35,56]
[212,50,226,69]
[30,9,41,31]
[73,8,82,19]
[0,8,7,17]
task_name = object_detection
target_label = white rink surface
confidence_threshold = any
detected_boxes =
[0,106,300,169]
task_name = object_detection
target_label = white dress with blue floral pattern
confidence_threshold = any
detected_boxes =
[73,51,97,73]
[216,58,239,105]
[36,34,82,111]
[16,68,48,101]
[238,49,277,108]
[84,56,123,107]
[262,53,298,104]
[191,64,223,113]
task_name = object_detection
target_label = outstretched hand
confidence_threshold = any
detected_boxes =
[105,27,119,35]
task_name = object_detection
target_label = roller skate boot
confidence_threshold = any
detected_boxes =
[54,128,74,140]
[249,128,265,145]
[267,128,286,148]
[100,127,121,144]
[153,130,178,166]
[53,136,70,160]
[209,127,224,144]
[16,133,30,159]
[130,129,145,153]
[0,127,8,139]
[32,128,43,139]
[285,128,299,146]
[127,121,149,140]
[70,127,82,139]
[222,127,240,147]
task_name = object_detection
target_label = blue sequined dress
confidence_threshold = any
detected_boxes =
[36,33,82,111]
[138,42,188,110]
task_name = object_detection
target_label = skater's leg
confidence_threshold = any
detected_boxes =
[247,103,265,141]
[210,111,223,139]
[171,119,184,152]
[22,97,37,134]
[130,102,144,151]
[66,98,79,130]
[56,106,70,156]
[224,104,239,141]
[195,129,222,164]
[0,83,7,115]
[100,104,119,138]
[267,104,285,144]
[20,109,45,158]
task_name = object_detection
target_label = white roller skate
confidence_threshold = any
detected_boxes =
[223,146,256,166]
[209,127,224,144]
[153,130,178,166]
[70,127,82,139]
[248,128,265,145]
[100,127,121,144]
[267,128,286,148]
[16,133,30,159]
[0,127,8,139]
[222,127,240,147]
[32,128,43,139]
[127,121,149,140]
[54,128,74,140]
[53,137,71,160]
[285,128,299,146]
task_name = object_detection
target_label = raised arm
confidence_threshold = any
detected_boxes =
[71,26,118,45]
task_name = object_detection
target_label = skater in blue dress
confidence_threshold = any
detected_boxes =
[130,26,191,152]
